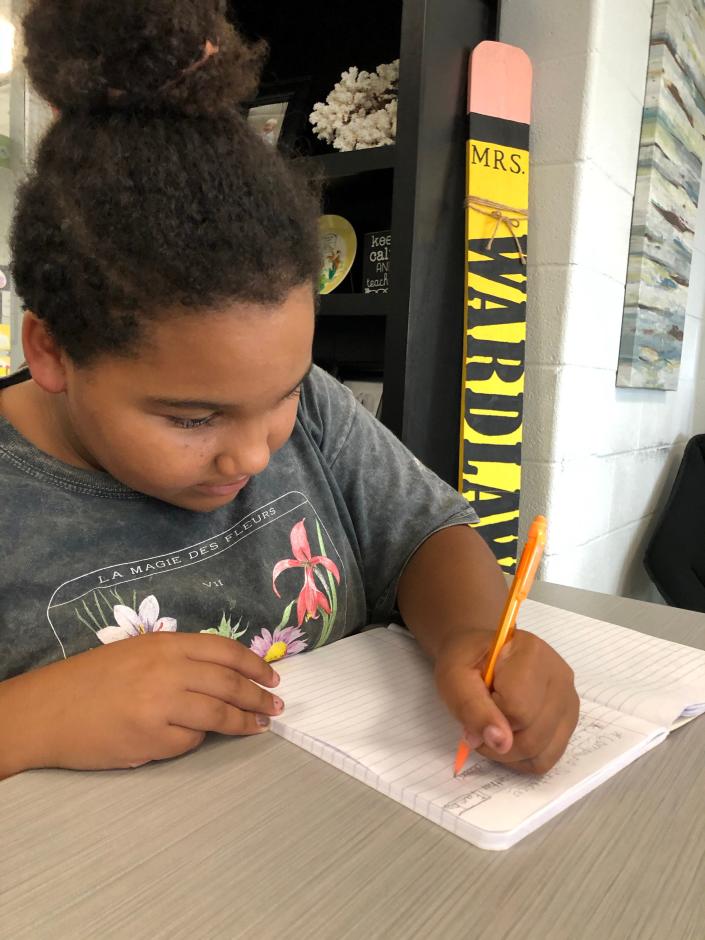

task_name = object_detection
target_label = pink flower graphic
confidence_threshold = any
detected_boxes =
[272,519,340,626]
[250,625,308,663]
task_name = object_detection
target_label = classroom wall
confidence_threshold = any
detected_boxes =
[5,0,52,368]
[499,0,705,600]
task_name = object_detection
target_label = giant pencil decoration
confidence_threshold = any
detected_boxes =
[459,41,532,573]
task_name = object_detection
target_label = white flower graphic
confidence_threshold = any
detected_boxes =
[96,595,177,644]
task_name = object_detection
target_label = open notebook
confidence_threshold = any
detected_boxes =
[271,600,705,850]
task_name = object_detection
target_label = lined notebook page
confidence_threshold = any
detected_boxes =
[517,600,705,726]
[272,628,667,850]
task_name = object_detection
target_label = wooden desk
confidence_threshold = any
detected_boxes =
[2,583,705,940]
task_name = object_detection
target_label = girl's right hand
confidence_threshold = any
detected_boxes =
[0,632,283,777]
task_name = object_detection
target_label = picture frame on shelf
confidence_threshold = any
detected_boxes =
[245,78,312,154]
[342,378,384,419]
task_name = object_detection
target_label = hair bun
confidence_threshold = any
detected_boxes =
[23,0,266,116]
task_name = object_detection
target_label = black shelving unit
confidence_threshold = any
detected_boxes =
[228,0,498,485]
[319,294,390,317]
[310,146,396,179]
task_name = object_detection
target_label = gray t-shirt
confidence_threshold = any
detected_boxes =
[0,366,477,680]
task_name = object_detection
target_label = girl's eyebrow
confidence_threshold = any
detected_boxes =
[146,362,313,410]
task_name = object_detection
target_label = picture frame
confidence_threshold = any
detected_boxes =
[342,378,384,419]
[245,78,312,154]
[616,1,705,390]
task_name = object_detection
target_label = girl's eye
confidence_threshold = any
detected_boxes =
[286,384,303,401]
[168,415,216,430]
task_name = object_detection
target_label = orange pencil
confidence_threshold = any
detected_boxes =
[453,515,547,776]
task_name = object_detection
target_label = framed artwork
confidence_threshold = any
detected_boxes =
[245,78,311,153]
[342,379,383,419]
[617,0,705,390]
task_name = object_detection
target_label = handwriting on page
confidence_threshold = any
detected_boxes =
[443,711,628,815]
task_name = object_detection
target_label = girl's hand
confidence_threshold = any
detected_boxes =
[434,629,579,774]
[0,632,283,777]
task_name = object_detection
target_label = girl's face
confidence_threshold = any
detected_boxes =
[60,284,315,511]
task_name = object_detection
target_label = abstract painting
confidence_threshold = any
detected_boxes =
[617,0,705,390]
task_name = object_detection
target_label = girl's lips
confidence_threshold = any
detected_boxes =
[195,477,250,497]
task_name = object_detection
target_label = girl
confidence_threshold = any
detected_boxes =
[0,0,578,779]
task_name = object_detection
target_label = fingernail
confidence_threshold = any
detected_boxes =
[256,715,271,728]
[272,696,285,712]
[483,725,507,750]
[271,671,281,686]
[463,731,483,749]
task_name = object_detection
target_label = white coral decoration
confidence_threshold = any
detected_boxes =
[309,60,399,151]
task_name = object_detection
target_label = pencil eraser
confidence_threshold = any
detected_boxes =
[468,40,532,123]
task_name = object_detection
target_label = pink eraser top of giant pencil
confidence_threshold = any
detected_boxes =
[467,41,532,122]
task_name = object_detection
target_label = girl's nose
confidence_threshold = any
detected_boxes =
[215,435,270,479]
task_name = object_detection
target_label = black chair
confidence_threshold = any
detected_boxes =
[644,434,705,612]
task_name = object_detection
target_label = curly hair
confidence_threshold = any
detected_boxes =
[11,0,321,364]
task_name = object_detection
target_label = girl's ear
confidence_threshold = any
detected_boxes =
[22,312,69,394]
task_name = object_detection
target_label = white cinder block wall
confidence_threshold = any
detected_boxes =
[500,0,705,600]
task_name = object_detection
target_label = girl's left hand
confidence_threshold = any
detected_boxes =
[434,629,580,774]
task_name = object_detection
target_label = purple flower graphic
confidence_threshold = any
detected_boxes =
[250,625,308,663]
